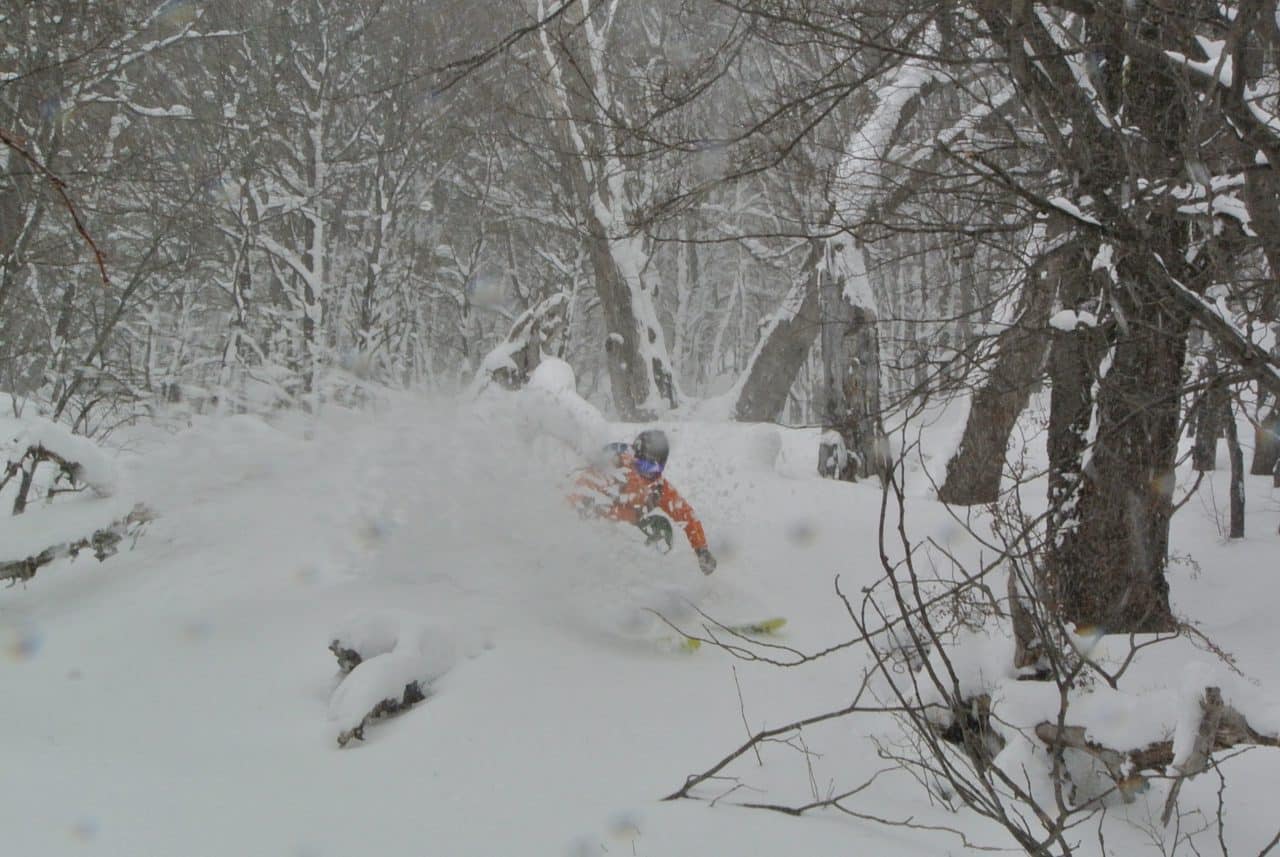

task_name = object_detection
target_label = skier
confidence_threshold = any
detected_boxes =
[569,429,718,575]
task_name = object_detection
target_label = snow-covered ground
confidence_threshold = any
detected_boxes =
[2,385,1278,857]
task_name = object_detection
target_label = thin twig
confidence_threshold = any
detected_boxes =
[0,126,111,291]
[732,666,763,766]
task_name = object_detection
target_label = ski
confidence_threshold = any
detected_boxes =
[667,617,787,653]
[676,636,702,653]
[725,616,787,636]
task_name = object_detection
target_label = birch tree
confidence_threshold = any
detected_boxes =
[531,0,682,418]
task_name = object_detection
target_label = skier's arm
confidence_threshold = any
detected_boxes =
[658,483,708,552]
[567,470,614,518]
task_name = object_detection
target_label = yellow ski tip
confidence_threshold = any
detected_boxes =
[728,617,786,635]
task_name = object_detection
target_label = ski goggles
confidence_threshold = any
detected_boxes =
[633,456,664,479]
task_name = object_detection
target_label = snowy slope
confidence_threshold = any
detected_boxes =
[2,391,1278,857]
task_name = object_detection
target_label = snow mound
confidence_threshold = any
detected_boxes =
[473,357,609,459]
[6,415,119,497]
[327,610,461,744]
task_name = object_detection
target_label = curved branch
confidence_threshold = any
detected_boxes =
[0,126,111,291]
[0,125,111,290]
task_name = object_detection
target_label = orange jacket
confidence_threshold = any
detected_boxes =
[569,453,708,553]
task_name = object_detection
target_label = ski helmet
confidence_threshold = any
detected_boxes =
[632,429,670,469]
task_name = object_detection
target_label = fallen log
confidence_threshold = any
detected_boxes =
[1034,687,1278,811]
[0,503,155,586]
[335,680,428,748]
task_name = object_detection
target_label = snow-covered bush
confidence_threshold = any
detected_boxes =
[470,293,570,395]
[327,610,462,747]
[860,479,1280,856]
[472,356,609,460]
[667,457,1279,857]
[1,404,152,585]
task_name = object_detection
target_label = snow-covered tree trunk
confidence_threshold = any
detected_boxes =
[732,240,822,422]
[1043,244,1107,614]
[1054,251,1189,633]
[671,220,698,385]
[535,0,679,419]
[937,231,1065,505]
[817,240,886,482]
[586,226,676,417]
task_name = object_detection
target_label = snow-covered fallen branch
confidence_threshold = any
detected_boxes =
[1033,686,1279,816]
[0,502,155,586]
[4,414,119,508]
[327,610,460,748]
[2,415,155,587]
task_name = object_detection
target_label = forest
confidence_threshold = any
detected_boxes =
[3,2,1280,856]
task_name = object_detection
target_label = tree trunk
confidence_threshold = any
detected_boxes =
[1053,265,1188,633]
[1252,405,1279,476]
[1191,355,1228,472]
[1045,246,1108,579]
[937,237,1066,505]
[1226,398,1245,539]
[586,227,676,419]
[1243,167,1280,322]
[817,240,887,482]
[733,240,822,422]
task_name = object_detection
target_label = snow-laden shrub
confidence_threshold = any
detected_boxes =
[1,402,151,585]
[327,609,461,747]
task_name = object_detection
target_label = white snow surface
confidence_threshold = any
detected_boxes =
[2,388,1279,856]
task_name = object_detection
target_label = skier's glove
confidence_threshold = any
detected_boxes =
[696,548,717,575]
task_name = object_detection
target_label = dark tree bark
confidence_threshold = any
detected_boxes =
[1252,405,1279,476]
[1191,355,1229,472]
[586,221,676,420]
[1243,167,1280,322]
[968,0,1236,632]
[1225,398,1246,539]
[937,237,1068,505]
[1043,253,1109,602]
[733,240,822,422]
[1053,258,1189,632]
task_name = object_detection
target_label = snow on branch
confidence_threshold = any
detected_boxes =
[1158,264,1280,398]
[946,144,1280,397]
[9,417,120,499]
[836,56,943,216]
[0,503,154,587]
[472,292,569,393]
[1119,27,1280,166]
[2,413,154,587]
[1033,686,1279,817]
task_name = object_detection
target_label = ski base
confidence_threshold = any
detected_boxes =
[727,616,787,635]
[666,617,787,653]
